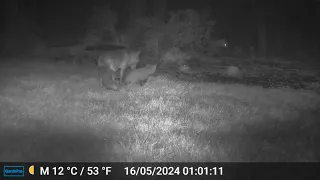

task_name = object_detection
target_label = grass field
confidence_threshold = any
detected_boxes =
[0,57,319,162]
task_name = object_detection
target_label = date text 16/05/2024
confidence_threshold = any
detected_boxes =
[124,166,223,176]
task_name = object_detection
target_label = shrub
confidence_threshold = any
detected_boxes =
[134,9,218,65]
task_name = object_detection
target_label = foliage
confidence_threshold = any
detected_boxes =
[166,9,216,53]
[83,5,118,45]
[134,9,218,64]
[83,8,222,63]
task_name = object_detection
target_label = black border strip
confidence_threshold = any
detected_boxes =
[1,162,319,180]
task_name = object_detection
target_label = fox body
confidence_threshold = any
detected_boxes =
[97,49,141,84]
[124,64,157,86]
[98,66,120,91]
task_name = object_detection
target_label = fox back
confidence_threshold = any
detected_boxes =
[124,64,157,85]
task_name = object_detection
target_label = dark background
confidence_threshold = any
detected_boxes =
[1,0,320,60]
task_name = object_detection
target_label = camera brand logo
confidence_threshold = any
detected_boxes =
[3,166,24,177]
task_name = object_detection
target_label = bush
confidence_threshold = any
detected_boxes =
[81,8,224,65]
[134,9,218,65]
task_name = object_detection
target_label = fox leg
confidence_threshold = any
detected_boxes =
[100,78,103,86]
[119,68,125,84]
[111,73,116,82]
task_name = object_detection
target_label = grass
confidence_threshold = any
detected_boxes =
[0,58,319,162]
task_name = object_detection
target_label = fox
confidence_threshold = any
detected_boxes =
[124,64,157,86]
[97,66,120,91]
[97,49,141,84]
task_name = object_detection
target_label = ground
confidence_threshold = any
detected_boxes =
[0,55,319,162]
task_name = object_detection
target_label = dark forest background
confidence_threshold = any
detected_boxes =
[0,0,320,60]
